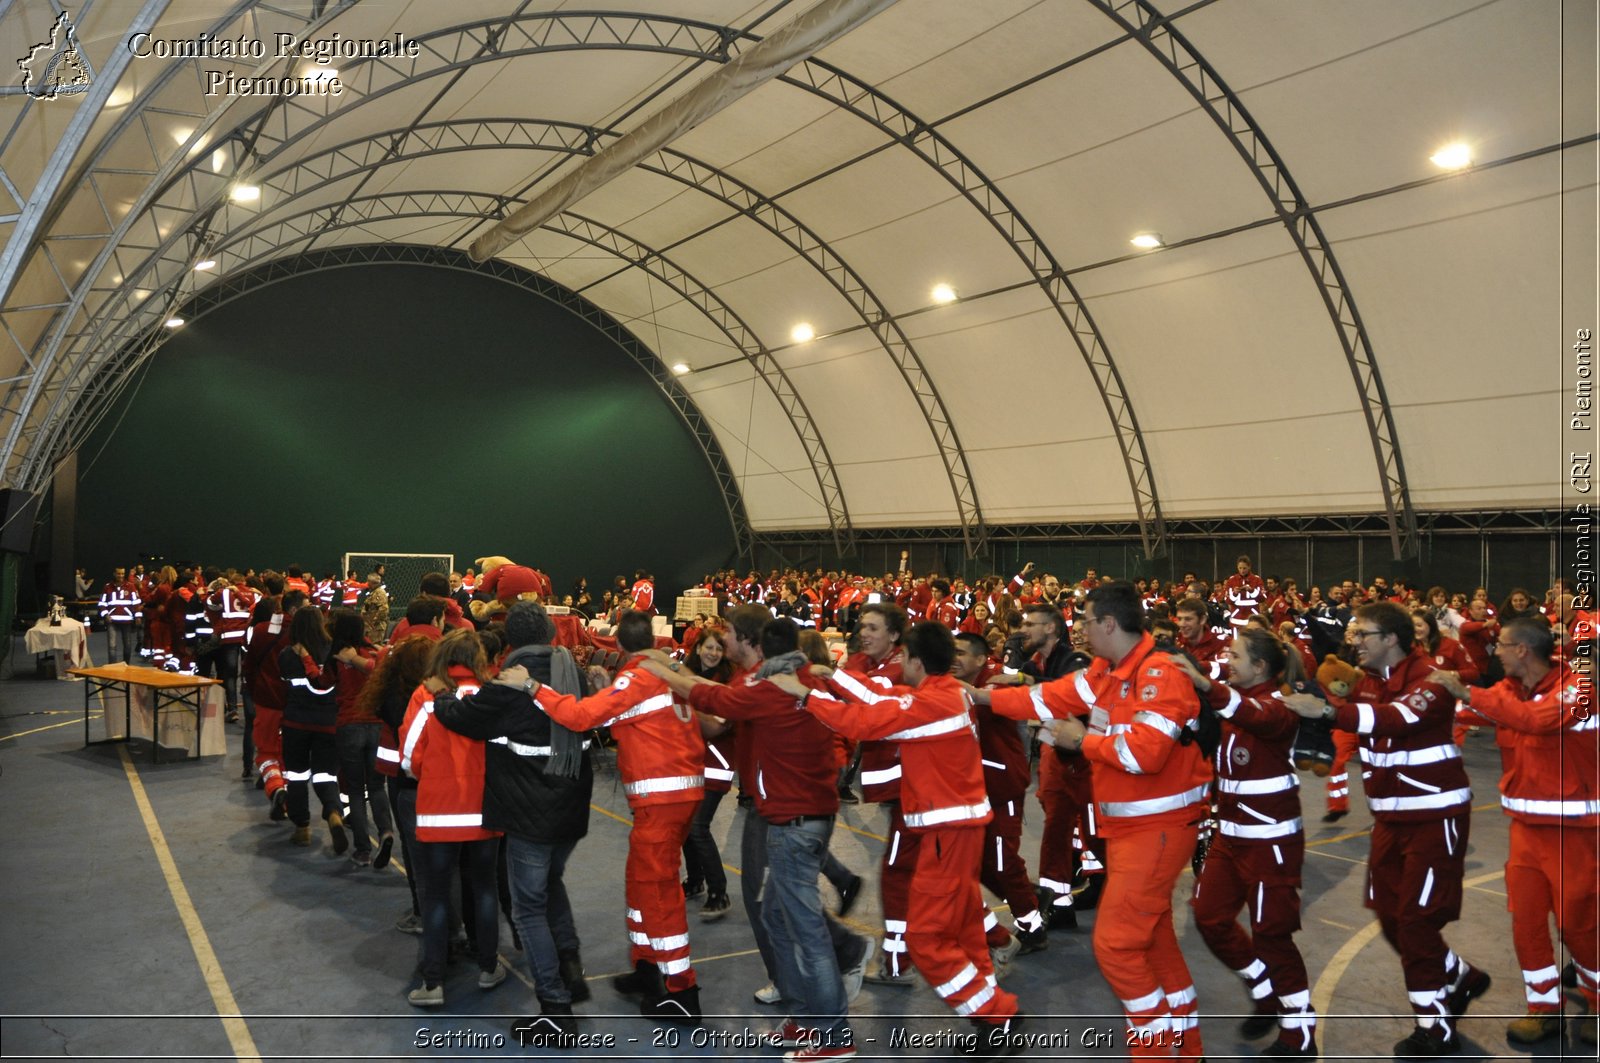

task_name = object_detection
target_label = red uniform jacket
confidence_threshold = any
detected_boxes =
[811,672,990,831]
[973,661,1031,805]
[689,664,837,823]
[1328,646,1472,823]
[1206,679,1302,842]
[1462,662,1597,827]
[535,654,704,808]
[843,647,906,803]
[991,633,1212,837]
[400,667,497,841]
[207,584,255,646]
[1224,573,1266,623]
[243,614,290,710]
[98,580,141,623]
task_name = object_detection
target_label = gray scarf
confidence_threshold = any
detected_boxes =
[754,650,809,680]
[504,645,586,778]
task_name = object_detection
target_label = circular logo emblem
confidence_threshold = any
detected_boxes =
[1231,746,1251,767]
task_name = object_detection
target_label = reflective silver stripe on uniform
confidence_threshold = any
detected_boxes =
[934,962,978,998]
[489,736,551,757]
[1073,671,1097,713]
[1396,772,1442,794]
[888,710,972,741]
[375,746,401,764]
[659,956,692,975]
[1500,795,1600,817]
[981,759,1005,770]
[1219,818,1303,839]
[1113,734,1144,774]
[400,702,434,775]
[651,933,690,951]
[283,769,313,781]
[629,931,650,946]
[1215,685,1243,718]
[1355,703,1376,733]
[1523,964,1563,1005]
[860,766,902,785]
[1360,743,1460,768]
[902,798,991,828]
[1365,787,1473,812]
[416,813,483,828]
[833,668,897,704]
[705,766,736,782]
[311,772,338,784]
[1029,684,1052,721]
[607,692,674,725]
[1217,774,1297,795]
[623,774,703,797]
[1100,782,1210,819]
[1133,710,1183,740]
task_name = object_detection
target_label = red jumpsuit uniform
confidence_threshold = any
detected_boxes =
[535,656,706,991]
[992,633,1212,1059]
[812,670,1020,1030]
[242,612,291,803]
[1026,640,1096,921]
[1460,662,1598,1017]
[843,646,915,977]
[1191,679,1316,1055]
[1327,646,1483,1045]
[970,659,1042,946]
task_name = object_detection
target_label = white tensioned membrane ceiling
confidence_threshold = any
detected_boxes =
[0,0,1593,550]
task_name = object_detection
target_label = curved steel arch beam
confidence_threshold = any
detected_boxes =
[9,12,986,553]
[1086,0,1417,559]
[0,9,737,489]
[774,56,1168,558]
[69,240,758,563]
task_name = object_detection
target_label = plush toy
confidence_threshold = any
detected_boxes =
[469,556,543,622]
[1285,655,1358,776]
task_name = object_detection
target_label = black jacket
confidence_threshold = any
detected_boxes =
[430,646,593,843]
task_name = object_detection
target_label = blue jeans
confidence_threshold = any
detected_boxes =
[763,817,850,1045]
[506,835,579,1003]
[415,837,499,986]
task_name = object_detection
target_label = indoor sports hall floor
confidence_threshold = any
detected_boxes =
[0,630,1591,1062]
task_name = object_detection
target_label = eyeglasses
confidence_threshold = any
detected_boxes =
[1353,629,1385,640]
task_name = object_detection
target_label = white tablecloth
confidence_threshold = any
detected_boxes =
[25,617,91,668]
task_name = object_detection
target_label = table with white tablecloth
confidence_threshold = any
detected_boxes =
[24,616,92,676]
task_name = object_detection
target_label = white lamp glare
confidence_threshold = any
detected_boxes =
[1429,142,1472,170]
[194,259,217,272]
[164,317,185,329]
[1130,233,1164,250]
[930,283,958,304]
[670,362,691,375]
[230,184,260,203]
[790,322,815,343]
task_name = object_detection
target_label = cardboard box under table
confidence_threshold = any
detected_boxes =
[71,664,226,761]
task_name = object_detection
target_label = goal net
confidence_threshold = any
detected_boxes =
[342,552,454,620]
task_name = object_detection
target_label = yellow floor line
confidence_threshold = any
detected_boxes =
[119,745,261,1062]
[0,713,99,741]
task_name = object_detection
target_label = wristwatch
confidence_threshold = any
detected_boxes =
[1321,703,1335,721]
[522,677,537,695]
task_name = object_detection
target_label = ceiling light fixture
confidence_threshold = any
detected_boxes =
[670,362,691,375]
[930,283,958,304]
[230,184,260,203]
[790,322,815,343]
[1130,232,1164,250]
[164,317,185,329]
[1429,142,1472,170]
[194,259,217,272]
[172,127,193,144]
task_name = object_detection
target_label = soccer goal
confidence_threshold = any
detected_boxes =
[342,552,454,619]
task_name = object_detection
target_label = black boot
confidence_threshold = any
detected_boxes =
[1239,998,1279,1038]
[559,949,592,1004]
[511,1000,577,1048]
[642,983,701,1027]
[967,1012,1025,1059]
[612,959,662,998]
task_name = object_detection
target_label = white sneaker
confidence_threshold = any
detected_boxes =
[990,933,1022,972]
[408,983,443,1007]
[754,982,783,1005]
[479,959,509,989]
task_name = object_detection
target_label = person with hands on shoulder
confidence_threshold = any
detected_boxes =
[1282,601,1488,1060]
[1429,618,1598,1048]
[500,611,707,1028]
[970,582,1211,1061]
[1169,629,1318,1059]
[278,605,346,852]
[771,622,1025,1059]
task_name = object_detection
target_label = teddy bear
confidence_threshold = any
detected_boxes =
[1285,655,1359,776]
[468,555,546,622]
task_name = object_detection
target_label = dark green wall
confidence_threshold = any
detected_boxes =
[75,262,737,596]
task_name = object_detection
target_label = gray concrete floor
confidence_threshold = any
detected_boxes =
[0,630,1593,1061]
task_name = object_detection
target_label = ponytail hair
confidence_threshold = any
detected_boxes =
[1235,626,1307,687]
